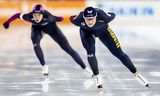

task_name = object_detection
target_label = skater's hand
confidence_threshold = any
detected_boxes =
[107,12,115,17]
[69,15,77,22]
[70,15,76,20]
[3,22,9,29]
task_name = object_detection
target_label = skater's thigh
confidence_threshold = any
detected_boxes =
[98,27,123,55]
[80,28,95,54]
[48,26,72,50]
[31,26,43,44]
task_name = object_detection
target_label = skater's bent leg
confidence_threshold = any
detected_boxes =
[49,29,86,69]
[80,29,99,75]
[87,53,99,75]
[98,28,137,73]
[113,49,137,73]
[62,44,86,69]
[33,43,45,66]
[31,30,45,66]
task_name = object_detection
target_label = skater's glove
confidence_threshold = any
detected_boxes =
[3,22,9,29]
[69,15,76,21]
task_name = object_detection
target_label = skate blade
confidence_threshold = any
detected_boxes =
[145,84,151,89]
[44,73,49,78]
[97,85,103,91]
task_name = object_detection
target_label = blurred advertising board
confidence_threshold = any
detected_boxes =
[95,1,160,48]
[0,1,85,25]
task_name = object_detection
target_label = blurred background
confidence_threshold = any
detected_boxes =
[0,0,160,51]
[0,0,160,96]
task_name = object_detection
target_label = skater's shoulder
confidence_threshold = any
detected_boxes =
[43,10,50,15]
[42,10,54,16]
[95,8,101,11]
[73,11,84,21]
[96,8,107,15]
[19,12,33,20]
[77,11,84,17]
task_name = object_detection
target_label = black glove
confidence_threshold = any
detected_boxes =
[3,22,9,29]
[69,15,76,20]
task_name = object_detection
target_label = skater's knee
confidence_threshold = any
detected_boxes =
[86,49,95,57]
[61,45,69,51]
[31,36,37,42]
[61,44,75,54]
[31,36,41,45]
[87,50,95,58]
[87,53,95,58]
[119,53,127,59]
[33,43,40,47]
[59,42,70,50]
[31,37,41,47]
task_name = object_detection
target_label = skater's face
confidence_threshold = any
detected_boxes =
[84,17,96,27]
[33,13,43,23]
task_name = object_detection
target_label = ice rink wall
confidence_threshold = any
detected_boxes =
[0,0,85,25]
[0,0,160,48]
[86,0,160,48]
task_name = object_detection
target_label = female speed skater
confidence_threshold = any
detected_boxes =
[70,6,150,89]
[3,4,92,78]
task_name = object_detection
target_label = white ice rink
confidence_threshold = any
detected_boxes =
[0,25,160,96]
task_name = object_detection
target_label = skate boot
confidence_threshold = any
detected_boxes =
[95,74,103,90]
[134,72,150,88]
[42,65,49,78]
[83,67,93,77]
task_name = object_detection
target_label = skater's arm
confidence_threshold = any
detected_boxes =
[69,15,77,23]
[19,13,32,22]
[69,12,83,26]
[3,12,31,29]
[98,9,115,23]
[45,10,64,22]
[49,15,64,22]
[3,13,21,29]
[106,12,115,23]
